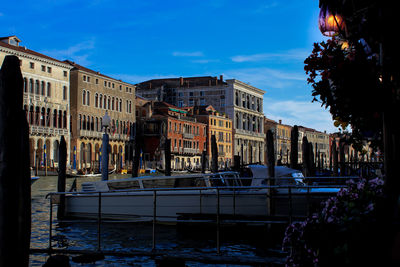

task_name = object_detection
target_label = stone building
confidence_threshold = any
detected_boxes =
[226,79,265,164]
[0,36,72,170]
[66,61,135,171]
[136,76,266,164]
[276,120,292,165]
[298,126,330,167]
[138,102,207,170]
[264,117,278,165]
[189,105,233,168]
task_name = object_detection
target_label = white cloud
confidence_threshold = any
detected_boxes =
[223,67,306,90]
[231,49,309,63]
[41,39,95,65]
[110,73,179,84]
[172,51,204,57]
[0,12,4,17]
[263,97,336,133]
[191,59,220,64]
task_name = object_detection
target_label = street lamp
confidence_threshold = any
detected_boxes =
[101,111,111,181]
[318,3,345,37]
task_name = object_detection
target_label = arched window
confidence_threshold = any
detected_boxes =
[119,99,122,112]
[236,113,240,129]
[53,109,57,127]
[246,95,250,109]
[41,81,45,96]
[35,106,40,125]
[95,93,98,108]
[79,114,82,130]
[46,108,51,127]
[107,96,111,110]
[103,95,107,110]
[86,116,90,130]
[35,80,40,94]
[29,106,34,124]
[96,117,99,131]
[23,78,27,93]
[82,115,86,130]
[41,107,45,126]
[82,90,86,105]
[47,82,51,97]
[115,98,118,111]
[87,91,90,106]
[63,111,67,129]
[112,97,115,110]
[91,116,94,131]
[99,94,103,109]
[29,79,34,93]
[58,110,62,128]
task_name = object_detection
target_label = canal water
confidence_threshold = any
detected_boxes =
[30,175,285,266]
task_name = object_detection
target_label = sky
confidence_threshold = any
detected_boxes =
[0,0,336,133]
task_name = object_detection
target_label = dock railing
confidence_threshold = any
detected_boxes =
[43,175,357,256]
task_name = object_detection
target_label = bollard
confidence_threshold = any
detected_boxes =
[211,135,218,173]
[97,192,102,251]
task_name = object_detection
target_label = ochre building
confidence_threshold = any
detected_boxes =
[66,61,135,171]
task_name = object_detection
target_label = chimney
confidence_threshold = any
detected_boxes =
[220,75,223,82]
[279,120,282,124]
[180,77,184,86]
[215,77,218,85]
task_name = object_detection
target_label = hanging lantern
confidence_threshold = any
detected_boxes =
[319,4,345,37]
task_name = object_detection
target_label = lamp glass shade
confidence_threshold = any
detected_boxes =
[102,111,111,128]
[319,4,345,37]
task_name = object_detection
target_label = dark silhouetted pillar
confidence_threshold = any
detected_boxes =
[0,55,31,266]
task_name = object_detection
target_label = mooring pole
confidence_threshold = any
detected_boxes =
[216,187,221,255]
[152,190,157,251]
[0,55,31,267]
[57,136,67,219]
[97,192,102,252]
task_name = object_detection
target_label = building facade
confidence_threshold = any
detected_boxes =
[264,117,278,165]
[225,79,265,164]
[0,36,72,169]
[139,102,207,170]
[190,105,233,168]
[136,76,266,165]
[298,126,330,167]
[276,120,292,165]
[66,61,135,171]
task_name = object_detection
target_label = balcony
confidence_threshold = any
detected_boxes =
[183,133,194,139]
[235,129,266,139]
[30,126,69,136]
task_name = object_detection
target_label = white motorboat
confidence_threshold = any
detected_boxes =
[59,165,342,223]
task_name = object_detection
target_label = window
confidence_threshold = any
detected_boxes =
[104,81,107,87]
[35,80,39,94]
[41,81,45,96]
[95,93,98,108]
[200,91,204,96]
[112,83,114,88]
[189,92,194,97]
[87,91,90,106]
[96,78,99,84]
[189,99,194,106]
[63,71,67,77]
[99,94,103,109]
[119,99,122,112]
[30,62,34,69]
[83,75,86,81]
[47,67,52,73]
[41,65,46,71]
[178,100,183,107]
[119,85,122,91]
[82,90,86,105]
[200,98,205,105]
[87,76,90,83]
[63,86,67,100]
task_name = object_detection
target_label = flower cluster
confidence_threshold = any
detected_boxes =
[282,177,385,266]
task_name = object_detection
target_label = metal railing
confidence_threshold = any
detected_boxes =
[44,176,355,255]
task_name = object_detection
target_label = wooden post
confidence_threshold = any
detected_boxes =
[339,139,346,176]
[302,136,310,177]
[101,131,109,181]
[308,143,315,176]
[132,123,141,177]
[233,155,241,172]
[266,130,275,216]
[211,135,218,173]
[201,150,207,173]
[332,141,338,177]
[164,139,171,176]
[57,136,67,219]
[0,55,31,267]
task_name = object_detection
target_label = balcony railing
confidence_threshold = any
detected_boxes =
[30,126,69,136]
[183,133,194,139]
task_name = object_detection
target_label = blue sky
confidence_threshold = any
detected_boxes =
[1,0,335,132]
